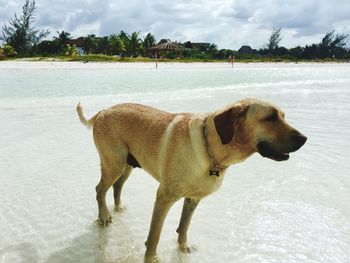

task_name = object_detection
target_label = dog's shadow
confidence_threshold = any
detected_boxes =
[44,211,193,263]
[0,242,39,263]
[44,213,143,263]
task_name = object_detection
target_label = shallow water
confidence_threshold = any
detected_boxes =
[1,62,350,263]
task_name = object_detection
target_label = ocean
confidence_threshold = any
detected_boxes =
[1,61,349,263]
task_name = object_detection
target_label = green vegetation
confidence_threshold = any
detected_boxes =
[1,0,349,62]
[64,44,78,57]
[1,0,49,56]
[1,44,18,57]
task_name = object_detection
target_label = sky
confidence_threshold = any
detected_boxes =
[0,0,349,49]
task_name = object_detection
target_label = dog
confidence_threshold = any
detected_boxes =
[76,98,306,261]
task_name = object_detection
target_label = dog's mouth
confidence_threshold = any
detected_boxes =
[257,141,290,161]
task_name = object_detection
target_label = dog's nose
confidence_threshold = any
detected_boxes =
[292,132,307,147]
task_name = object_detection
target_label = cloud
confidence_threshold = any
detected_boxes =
[1,0,349,49]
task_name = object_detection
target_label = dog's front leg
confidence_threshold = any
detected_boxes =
[176,198,200,252]
[145,187,178,260]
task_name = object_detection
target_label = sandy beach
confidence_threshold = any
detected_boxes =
[1,60,348,70]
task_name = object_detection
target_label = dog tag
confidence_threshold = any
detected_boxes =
[209,170,220,177]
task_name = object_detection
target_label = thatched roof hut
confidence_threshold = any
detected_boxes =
[237,45,258,55]
[149,39,182,52]
[148,39,183,68]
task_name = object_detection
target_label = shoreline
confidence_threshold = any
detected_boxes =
[1,60,349,70]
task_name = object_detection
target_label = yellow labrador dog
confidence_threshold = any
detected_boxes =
[77,98,306,260]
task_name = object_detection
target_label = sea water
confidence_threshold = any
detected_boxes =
[0,62,349,263]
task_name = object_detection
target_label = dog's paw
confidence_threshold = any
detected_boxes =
[114,204,125,212]
[144,254,160,263]
[178,243,198,253]
[97,212,112,227]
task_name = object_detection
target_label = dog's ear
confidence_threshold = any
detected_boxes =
[214,105,248,144]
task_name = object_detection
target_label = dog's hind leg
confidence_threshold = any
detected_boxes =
[113,165,132,211]
[176,198,200,252]
[95,147,127,226]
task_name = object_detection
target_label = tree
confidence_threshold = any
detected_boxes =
[1,44,18,57]
[1,0,50,55]
[118,31,130,57]
[266,27,283,51]
[216,49,234,60]
[303,44,318,59]
[64,44,78,57]
[207,43,218,57]
[98,36,109,54]
[142,33,156,49]
[289,46,304,59]
[108,34,125,55]
[54,31,71,47]
[129,31,141,57]
[142,33,156,56]
[320,30,347,49]
[84,34,99,54]
[35,40,61,55]
[318,30,348,58]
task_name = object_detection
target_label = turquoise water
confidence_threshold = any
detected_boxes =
[1,62,350,263]
[1,63,349,99]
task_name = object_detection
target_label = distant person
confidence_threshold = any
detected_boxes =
[228,55,235,67]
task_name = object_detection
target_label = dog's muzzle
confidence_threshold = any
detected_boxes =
[257,133,307,161]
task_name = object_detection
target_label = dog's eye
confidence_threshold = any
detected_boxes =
[264,111,278,122]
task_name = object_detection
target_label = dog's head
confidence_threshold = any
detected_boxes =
[214,98,307,161]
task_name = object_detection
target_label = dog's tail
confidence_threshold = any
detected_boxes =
[76,102,100,128]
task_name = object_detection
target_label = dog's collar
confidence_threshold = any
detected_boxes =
[203,117,228,176]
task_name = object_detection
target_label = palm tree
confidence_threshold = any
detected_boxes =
[54,31,71,45]
[108,34,125,55]
[207,43,218,57]
[118,31,130,57]
[53,31,71,53]
[64,44,78,57]
[129,31,141,57]
[142,33,156,57]
[84,34,99,54]
[98,36,109,54]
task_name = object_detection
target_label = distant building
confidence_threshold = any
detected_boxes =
[157,39,172,45]
[183,41,211,51]
[237,45,258,55]
[67,37,85,55]
[149,39,182,58]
